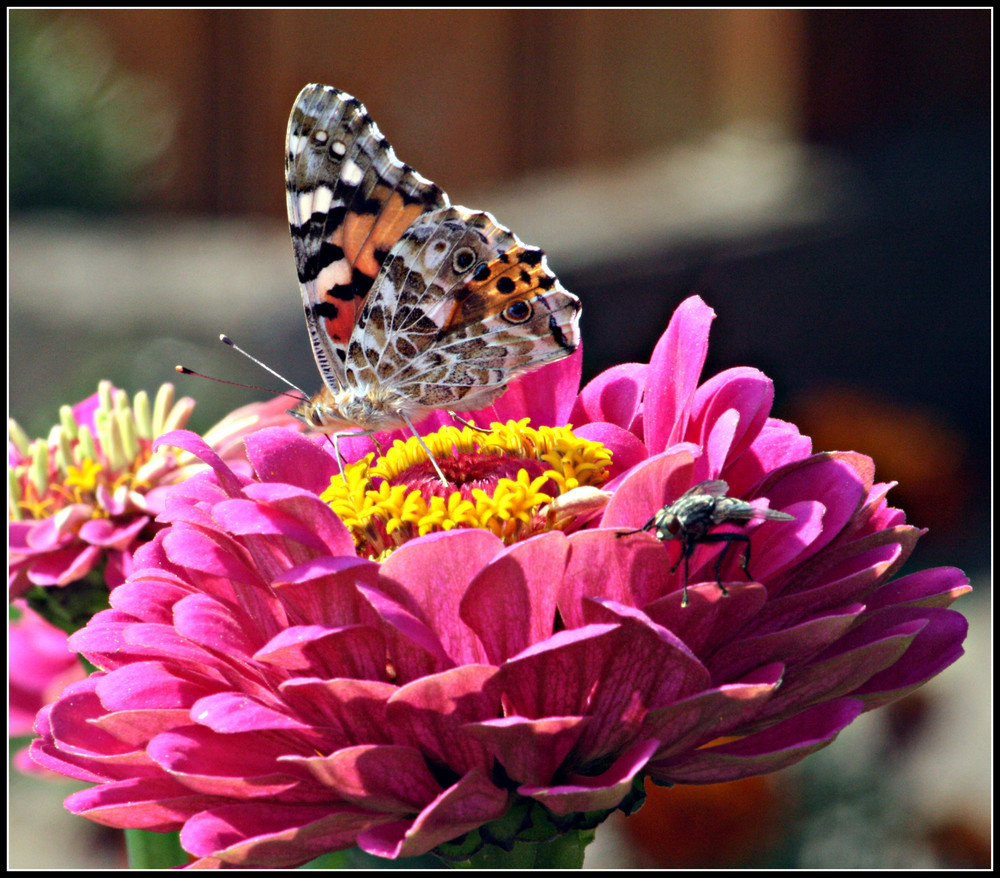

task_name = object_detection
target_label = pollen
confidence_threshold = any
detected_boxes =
[320,419,612,556]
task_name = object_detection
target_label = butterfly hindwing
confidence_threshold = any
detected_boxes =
[343,206,580,413]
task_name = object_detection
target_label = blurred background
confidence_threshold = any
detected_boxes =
[9,9,990,868]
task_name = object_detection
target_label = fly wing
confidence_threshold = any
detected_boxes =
[686,479,730,498]
[714,495,796,523]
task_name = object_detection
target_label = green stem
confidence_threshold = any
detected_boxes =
[124,829,188,869]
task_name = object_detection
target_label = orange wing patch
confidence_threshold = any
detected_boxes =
[442,248,554,332]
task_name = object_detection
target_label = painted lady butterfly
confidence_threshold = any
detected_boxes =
[285,84,581,477]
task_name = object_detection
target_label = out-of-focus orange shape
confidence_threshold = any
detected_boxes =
[787,385,971,540]
[622,774,786,867]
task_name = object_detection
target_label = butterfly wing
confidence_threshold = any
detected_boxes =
[342,205,581,415]
[285,84,448,392]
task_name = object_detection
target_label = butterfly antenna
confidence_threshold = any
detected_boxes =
[174,364,304,402]
[217,334,309,397]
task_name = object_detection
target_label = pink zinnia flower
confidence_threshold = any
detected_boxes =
[30,297,969,867]
[9,603,88,748]
[8,383,303,603]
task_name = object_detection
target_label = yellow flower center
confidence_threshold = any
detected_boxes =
[9,381,195,524]
[63,457,104,493]
[321,419,612,557]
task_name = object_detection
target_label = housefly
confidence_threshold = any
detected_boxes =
[618,480,795,606]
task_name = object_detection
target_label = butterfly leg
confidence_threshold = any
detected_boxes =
[398,411,449,485]
[332,429,375,480]
[447,411,491,434]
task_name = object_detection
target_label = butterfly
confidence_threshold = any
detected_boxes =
[284,84,582,481]
[618,480,795,606]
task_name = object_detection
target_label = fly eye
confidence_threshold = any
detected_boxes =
[452,247,477,273]
[501,301,532,324]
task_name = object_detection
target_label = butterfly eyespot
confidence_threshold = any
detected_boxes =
[472,262,491,282]
[452,247,477,273]
[502,301,533,324]
[313,129,329,145]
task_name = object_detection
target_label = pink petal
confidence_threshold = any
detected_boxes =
[643,296,716,452]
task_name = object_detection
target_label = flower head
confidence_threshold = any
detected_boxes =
[8,382,197,603]
[8,384,304,609]
[30,298,970,867]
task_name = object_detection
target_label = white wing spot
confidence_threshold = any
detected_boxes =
[316,258,353,289]
[332,140,347,156]
[312,185,333,216]
[424,239,450,270]
[340,158,364,187]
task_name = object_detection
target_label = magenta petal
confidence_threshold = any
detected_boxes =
[571,362,648,431]
[708,605,864,681]
[357,767,510,859]
[378,530,504,667]
[641,665,785,757]
[387,665,501,775]
[295,744,443,811]
[643,296,716,452]
[574,421,650,478]
[257,624,388,679]
[78,515,149,549]
[161,527,260,587]
[601,446,700,531]
[850,607,969,708]
[867,566,972,610]
[500,618,708,741]
[212,495,333,554]
[66,775,227,831]
[272,556,380,627]
[26,543,103,586]
[94,661,213,711]
[181,801,380,867]
[242,484,357,556]
[656,698,865,783]
[155,429,245,496]
[690,368,774,475]
[148,727,300,797]
[522,737,660,815]
[466,715,587,786]
[280,678,397,744]
[243,427,339,495]
[191,692,313,733]
[460,532,569,663]
[560,530,676,629]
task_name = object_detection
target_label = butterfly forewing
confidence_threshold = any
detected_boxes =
[286,85,448,375]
